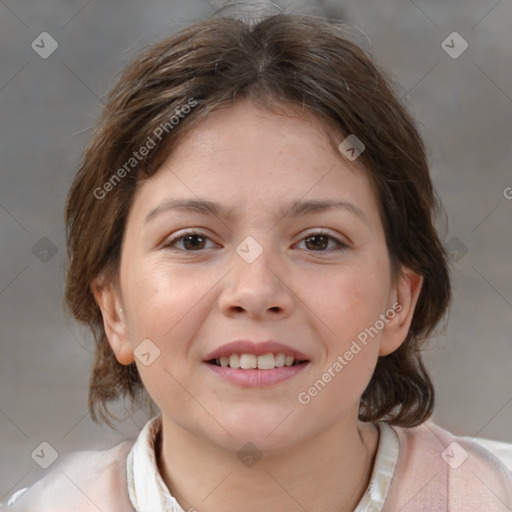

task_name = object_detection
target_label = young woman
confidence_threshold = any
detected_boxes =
[4,11,512,512]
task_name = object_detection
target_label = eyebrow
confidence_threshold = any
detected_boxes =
[144,198,369,226]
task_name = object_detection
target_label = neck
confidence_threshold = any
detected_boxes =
[157,416,379,512]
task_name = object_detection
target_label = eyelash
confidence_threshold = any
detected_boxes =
[163,230,348,253]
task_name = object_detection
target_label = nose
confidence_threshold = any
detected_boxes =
[217,246,295,320]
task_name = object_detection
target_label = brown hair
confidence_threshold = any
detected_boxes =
[65,13,451,428]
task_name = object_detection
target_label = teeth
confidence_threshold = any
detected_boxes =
[257,353,275,370]
[274,353,285,367]
[229,354,240,369]
[240,354,257,369]
[215,353,300,369]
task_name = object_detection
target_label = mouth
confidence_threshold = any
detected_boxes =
[206,353,309,369]
[202,340,311,387]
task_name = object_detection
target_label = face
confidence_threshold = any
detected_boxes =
[96,100,421,453]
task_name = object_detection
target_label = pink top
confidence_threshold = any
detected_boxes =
[3,416,512,511]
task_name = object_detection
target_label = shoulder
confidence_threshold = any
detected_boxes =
[464,434,512,472]
[383,420,512,511]
[2,440,134,512]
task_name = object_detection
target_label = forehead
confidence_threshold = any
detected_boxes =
[168,100,338,167]
[130,100,380,227]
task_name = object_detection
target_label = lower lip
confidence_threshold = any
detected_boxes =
[204,362,310,387]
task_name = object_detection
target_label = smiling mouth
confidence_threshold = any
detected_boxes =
[206,353,308,369]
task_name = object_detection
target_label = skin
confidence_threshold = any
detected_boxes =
[94,100,422,512]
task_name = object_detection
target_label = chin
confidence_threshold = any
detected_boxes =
[216,429,300,457]
[211,413,303,453]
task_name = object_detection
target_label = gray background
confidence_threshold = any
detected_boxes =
[1,0,511,498]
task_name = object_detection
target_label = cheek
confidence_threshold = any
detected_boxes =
[313,263,391,338]
[303,257,390,398]
[121,262,211,411]
[122,259,220,350]
[124,267,174,334]
[297,269,386,416]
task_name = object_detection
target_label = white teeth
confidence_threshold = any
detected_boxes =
[239,354,257,369]
[274,353,285,367]
[215,352,300,369]
[257,353,275,370]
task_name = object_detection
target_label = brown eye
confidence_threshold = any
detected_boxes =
[164,231,215,251]
[297,232,347,252]
[304,234,329,250]
[181,234,207,250]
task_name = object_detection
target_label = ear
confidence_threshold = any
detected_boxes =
[91,275,134,365]
[379,267,423,357]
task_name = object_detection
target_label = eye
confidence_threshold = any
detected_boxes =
[163,231,216,251]
[296,231,347,252]
[163,230,347,253]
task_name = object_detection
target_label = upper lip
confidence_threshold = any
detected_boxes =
[203,340,310,362]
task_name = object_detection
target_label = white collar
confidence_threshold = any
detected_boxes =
[354,421,399,511]
[126,416,399,512]
[127,415,184,512]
